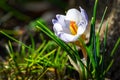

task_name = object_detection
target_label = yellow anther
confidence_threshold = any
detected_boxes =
[69,21,78,35]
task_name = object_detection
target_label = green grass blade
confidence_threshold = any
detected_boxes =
[60,52,68,69]
[103,59,114,75]
[8,41,14,58]
[89,17,97,65]
[111,38,120,56]
[96,7,108,57]
[103,21,108,54]
[42,49,56,59]
[96,34,100,57]
[89,17,94,45]
[0,31,31,50]
[98,7,108,34]
[93,0,98,20]
[54,47,61,64]
[90,17,97,67]
[21,45,25,57]
[39,41,51,55]
[30,34,35,50]
[35,40,46,53]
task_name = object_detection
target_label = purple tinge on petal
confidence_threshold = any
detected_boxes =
[79,7,88,23]
[56,14,60,19]
[56,14,65,22]
[56,32,79,42]
[56,14,66,27]
[52,19,57,24]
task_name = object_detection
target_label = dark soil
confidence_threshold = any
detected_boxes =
[105,0,120,79]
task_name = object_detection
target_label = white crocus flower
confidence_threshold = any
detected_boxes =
[52,7,88,42]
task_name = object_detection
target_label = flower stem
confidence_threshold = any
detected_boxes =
[75,34,87,60]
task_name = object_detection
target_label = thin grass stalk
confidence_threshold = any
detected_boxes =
[8,41,24,79]
[98,7,108,34]
[0,31,32,50]
[110,38,120,56]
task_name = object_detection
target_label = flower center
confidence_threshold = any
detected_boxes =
[69,21,78,35]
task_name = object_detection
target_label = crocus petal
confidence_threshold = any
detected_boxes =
[79,7,88,24]
[53,22,70,34]
[65,9,82,24]
[52,19,57,24]
[56,14,66,27]
[77,23,86,35]
[53,23,63,34]
[57,32,79,42]
[77,18,88,35]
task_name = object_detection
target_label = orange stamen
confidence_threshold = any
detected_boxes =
[69,21,78,35]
